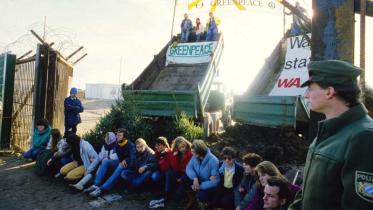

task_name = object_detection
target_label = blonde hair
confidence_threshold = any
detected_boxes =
[135,138,147,146]
[256,161,283,178]
[172,136,192,152]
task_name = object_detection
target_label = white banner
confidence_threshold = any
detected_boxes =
[269,34,311,96]
[166,41,217,65]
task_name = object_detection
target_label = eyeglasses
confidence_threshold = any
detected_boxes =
[223,156,232,161]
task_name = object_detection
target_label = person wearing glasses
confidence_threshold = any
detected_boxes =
[213,146,244,210]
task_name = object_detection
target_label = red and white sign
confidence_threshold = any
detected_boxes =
[269,34,311,96]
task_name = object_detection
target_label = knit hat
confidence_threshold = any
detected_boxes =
[105,132,117,145]
[70,87,78,94]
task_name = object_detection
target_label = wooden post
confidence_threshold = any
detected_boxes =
[45,50,57,126]
[33,44,49,125]
[309,0,356,141]
[312,0,355,62]
[360,0,366,101]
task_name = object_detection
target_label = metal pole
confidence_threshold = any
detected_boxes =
[171,0,177,39]
[360,0,366,97]
[119,57,123,85]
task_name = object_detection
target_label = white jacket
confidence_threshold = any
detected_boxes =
[79,140,98,171]
[86,145,118,173]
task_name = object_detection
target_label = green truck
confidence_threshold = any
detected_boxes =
[122,35,224,120]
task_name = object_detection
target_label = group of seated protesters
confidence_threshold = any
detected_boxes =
[24,118,300,210]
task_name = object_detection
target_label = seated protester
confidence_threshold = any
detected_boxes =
[181,139,220,210]
[263,176,294,210]
[87,128,136,197]
[149,136,193,209]
[48,132,73,178]
[59,134,98,181]
[235,153,263,210]
[71,132,117,190]
[35,129,69,176]
[120,138,157,193]
[213,147,244,210]
[194,18,205,42]
[23,118,51,160]
[244,161,300,210]
[150,137,172,202]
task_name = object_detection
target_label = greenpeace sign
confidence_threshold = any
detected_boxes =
[269,34,311,96]
[166,41,217,65]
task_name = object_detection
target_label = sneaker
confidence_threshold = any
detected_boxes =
[70,183,83,191]
[149,198,165,206]
[89,188,102,197]
[54,173,61,178]
[149,201,165,209]
[84,185,98,193]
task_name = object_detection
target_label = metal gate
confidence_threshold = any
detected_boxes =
[11,57,36,151]
[11,44,73,151]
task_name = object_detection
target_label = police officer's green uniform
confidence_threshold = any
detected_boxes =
[289,60,373,210]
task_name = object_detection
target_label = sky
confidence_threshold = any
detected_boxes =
[1,0,372,95]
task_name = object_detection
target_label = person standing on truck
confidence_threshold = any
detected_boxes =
[64,87,83,136]
[206,12,220,41]
[288,60,373,210]
[195,18,205,42]
[180,13,192,43]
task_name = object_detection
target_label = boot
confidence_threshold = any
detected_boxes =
[72,174,92,190]
[184,191,197,210]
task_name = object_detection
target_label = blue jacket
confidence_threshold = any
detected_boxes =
[219,161,244,207]
[181,19,192,32]
[132,147,157,172]
[64,96,83,126]
[115,140,136,168]
[186,149,220,190]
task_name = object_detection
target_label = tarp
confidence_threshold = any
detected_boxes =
[166,41,217,65]
[269,34,311,96]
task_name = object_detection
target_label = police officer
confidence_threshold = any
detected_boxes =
[64,87,84,136]
[289,60,373,210]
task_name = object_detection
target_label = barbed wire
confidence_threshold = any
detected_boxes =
[1,22,86,62]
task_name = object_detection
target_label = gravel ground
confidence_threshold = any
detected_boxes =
[0,99,183,210]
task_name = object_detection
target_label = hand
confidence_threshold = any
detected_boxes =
[138,166,146,174]
[47,159,52,166]
[173,151,178,156]
[192,178,200,192]
[236,207,241,210]
[121,160,127,167]
[177,178,181,183]
[209,175,216,181]
[239,187,245,193]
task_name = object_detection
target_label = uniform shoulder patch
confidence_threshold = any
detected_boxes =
[355,170,373,202]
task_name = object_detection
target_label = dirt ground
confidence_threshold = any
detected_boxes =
[0,99,182,210]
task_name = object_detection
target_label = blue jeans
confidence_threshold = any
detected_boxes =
[206,29,217,41]
[23,147,43,159]
[181,31,190,42]
[95,159,119,186]
[121,169,153,188]
[100,164,126,191]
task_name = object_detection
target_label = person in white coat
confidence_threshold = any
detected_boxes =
[71,132,118,190]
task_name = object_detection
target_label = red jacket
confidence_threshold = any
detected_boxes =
[169,149,192,173]
[155,149,172,172]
